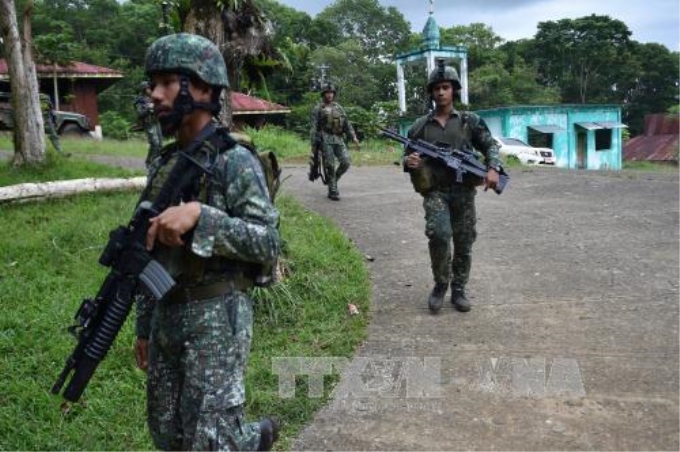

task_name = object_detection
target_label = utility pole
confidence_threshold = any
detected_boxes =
[160,1,173,35]
[312,64,330,91]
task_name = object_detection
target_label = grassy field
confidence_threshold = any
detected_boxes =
[0,126,404,168]
[0,142,372,450]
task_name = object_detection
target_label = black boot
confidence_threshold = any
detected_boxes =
[258,417,280,451]
[428,283,448,313]
[451,286,471,312]
[328,191,340,200]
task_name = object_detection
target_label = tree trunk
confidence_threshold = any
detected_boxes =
[183,0,233,128]
[0,0,45,165]
[0,177,146,204]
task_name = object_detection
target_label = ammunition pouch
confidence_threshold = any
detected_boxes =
[408,165,435,195]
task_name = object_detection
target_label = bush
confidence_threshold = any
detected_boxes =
[99,111,132,141]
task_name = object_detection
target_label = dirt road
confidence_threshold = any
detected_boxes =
[281,164,679,451]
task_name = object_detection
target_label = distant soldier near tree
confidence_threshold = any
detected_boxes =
[40,94,64,155]
[133,81,163,168]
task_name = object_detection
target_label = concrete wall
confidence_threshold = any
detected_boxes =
[477,105,623,171]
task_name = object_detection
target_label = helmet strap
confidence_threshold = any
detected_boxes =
[159,75,221,135]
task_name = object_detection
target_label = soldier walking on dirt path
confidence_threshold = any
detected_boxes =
[310,83,359,201]
[404,59,503,314]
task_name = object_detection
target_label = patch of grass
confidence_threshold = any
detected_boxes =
[0,192,370,450]
[622,160,678,172]
[247,125,405,166]
[0,132,150,160]
[0,153,143,186]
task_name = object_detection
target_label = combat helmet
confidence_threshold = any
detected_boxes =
[144,33,228,132]
[145,33,229,88]
[320,83,336,95]
[427,59,461,91]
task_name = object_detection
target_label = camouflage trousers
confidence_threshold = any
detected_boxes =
[147,291,262,451]
[423,184,477,288]
[321,139,351,195]
[44,117,62,153]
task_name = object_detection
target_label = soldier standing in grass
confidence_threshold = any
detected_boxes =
[40,94,64,154]
[404,59,502,314]
[133,32,280,451]
[310,83,359,200]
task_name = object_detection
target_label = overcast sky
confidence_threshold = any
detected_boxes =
[274,0,679,51]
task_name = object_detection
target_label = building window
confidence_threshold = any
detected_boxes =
[528,130,553,148]
[595,129,612,151]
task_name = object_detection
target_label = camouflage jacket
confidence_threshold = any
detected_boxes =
[310,101,356,145]
[136,129,280,338]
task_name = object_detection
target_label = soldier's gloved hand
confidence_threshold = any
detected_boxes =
[484,168,500,192]
[146,201,201,250]
[405,152,424,169]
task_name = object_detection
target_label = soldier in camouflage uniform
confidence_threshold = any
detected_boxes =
[404,60,502,314]
[310,83,359,200]
[133,33,280,451]
[133,81,164,168]
[40,94,64,154]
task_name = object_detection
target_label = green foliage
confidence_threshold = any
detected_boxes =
[317,0,411,62]
[0,190,370,450]
[99,111,132,141]
[532,14,633,103]
[621,42,680,135]
[247,124,309,160]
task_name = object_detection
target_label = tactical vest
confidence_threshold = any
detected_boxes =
[320,104,345,135]
[408,112,476,194]
[144,130,277,287]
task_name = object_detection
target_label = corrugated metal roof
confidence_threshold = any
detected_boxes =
[231,92,290,115]
[624,135,678,162]
[597,121,628,129]
[528,124,565,133]
[644,114,679,135]
[0,59,123,79]
[575,122,603,130]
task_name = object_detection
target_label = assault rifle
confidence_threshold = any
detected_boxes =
[379,127,509,195]
[52,124,216,403]
[308,136,327,184]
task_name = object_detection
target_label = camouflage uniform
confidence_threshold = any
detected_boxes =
[310,86,356,198]
[133,85,163,168]
[137,33,280,451]
[407,108,501,293]
[40,95,63,153]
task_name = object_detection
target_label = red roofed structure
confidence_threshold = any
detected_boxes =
[624,114,679,164]
[231,92,291,130]
[0,59,289,133]
[0,59,123,131]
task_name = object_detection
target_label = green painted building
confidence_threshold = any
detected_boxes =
[476,104,626,170]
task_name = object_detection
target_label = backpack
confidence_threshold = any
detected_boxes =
[229,131,282,202]
[225,131,282,287]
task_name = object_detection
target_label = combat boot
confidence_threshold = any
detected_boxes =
[451,286,471,312]
[428,283,448,313]
[328,190,340,200]
[258,417,280,451]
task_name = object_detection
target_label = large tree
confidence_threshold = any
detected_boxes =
[317,0,411,63]
[0,0,46,165]
[532,14,633,103]
[621,42,679,134]
[173,0,279,126]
